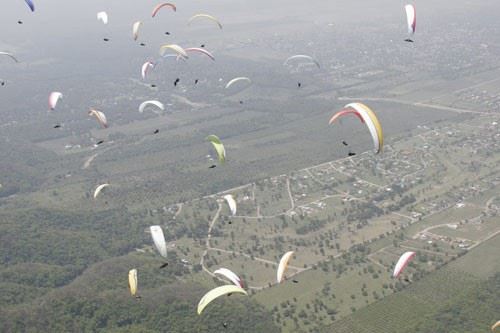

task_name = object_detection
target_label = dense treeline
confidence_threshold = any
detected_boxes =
[414,273,500,333]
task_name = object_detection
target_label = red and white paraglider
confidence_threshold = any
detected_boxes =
[393,251,416,278]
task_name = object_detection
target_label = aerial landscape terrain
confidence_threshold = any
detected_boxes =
[0,0,499,332]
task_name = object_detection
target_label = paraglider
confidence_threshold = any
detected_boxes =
[17,20,23,25]
[492,321,500,331]
[404,4,416,42]
[24,0,34,12]
[93,183,109,199]
[188,14,222,29]
[277,251,294,283]
[223,195,237,216]
[48,92,63,110]
[141,61,155,80]
[329,102,384,154]
[214,268,243,288]
[88,109,108,128]
[97,11,108,25]
[96,140,104,145]
[348,151,356,156]
[159,44,188,58]
[128,269,139,298]
[132,21,143,41]
[284,55,320,68]
[150,225,167,259]
[103,38,110,42]
[53,124,61,129]
[184,48,215,61]
[225,77,251,90]
[174,78,180,86]
[154,129,159,134]
[393,251,416,278]
[152,3,176,17]
[195,79,199,84]
[209,165,217,169]
[342,140,348,146]
[298,82,301,88]
[206,135,226,164]
[0,52,19,63]
[139,100,164,114]
[197,285,247,315]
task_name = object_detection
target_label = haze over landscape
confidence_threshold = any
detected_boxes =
[0,0,499,332]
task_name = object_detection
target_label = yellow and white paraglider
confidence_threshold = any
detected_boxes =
[188,14,222,29]
[128,269,138,297]
[88,109,108,128]
[277,251,294,283]
[93,183,110,199]
[197,285,247,315]
[329,102,383,154]
[159,44,188,58]
[206,135,226,164]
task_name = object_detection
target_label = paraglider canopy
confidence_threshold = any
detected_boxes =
[24,0,35,12]
[329,102,383,154]
[132,21,143,41]
[97,11,108,24]
[197,285,247,315]
[393,251,416,278]
[128,269,138,296]
[223,195,237,216]
[284,55,320,68]
[277,251,294,283]
[206,135,226,164]
[225,77,251,90]
[48,92,63,110]
[152,3,176,17]
[404,4,416,35]
[0,52,19,63]
[214,268,243,288]
[139,100,164,114]
[88,109,108,128]
[188,14,222,29]
[159,44,188,58]
[150,225,167,258]
[93,183,110,199]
